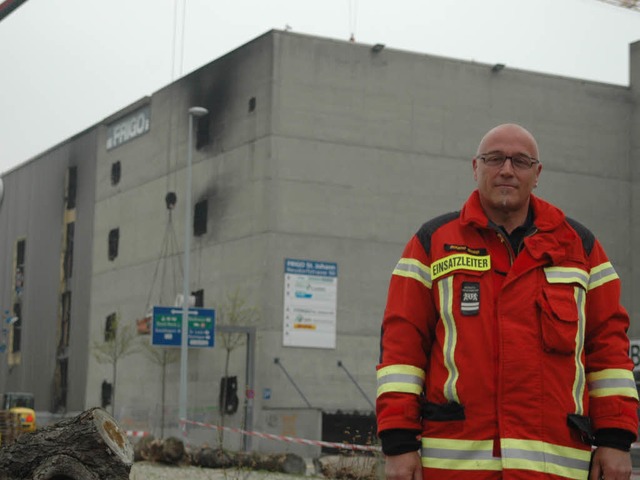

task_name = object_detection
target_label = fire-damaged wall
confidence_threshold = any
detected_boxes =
[87,30,277,446]
[0,128,97,413]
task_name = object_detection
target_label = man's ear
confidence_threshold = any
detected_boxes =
[535,162,543,183]
[472,157,478,181]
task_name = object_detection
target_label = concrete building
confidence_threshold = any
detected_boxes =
[0,127,97,413]
[1,30,639,454]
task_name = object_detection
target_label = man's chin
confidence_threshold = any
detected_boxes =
[491,195,518,212]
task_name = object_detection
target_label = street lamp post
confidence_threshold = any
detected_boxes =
[179,106,209,434]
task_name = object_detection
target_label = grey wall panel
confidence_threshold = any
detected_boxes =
[0,129,97,412]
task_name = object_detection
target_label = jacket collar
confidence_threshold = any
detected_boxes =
[460,190,571,264]
[460,191,562,227]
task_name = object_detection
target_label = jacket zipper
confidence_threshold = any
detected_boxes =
[491,226,538,458]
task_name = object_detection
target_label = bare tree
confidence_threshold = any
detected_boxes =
[216,288,259,447]
[92,315,141,416]
[140,343,179,437]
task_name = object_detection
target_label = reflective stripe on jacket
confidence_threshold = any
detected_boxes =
[376,191,638,479]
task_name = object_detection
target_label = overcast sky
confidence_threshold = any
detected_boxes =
[1,0,639,174]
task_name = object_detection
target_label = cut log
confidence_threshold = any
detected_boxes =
[189,448,306,474]
[258,452,306,475]
[194,447,234,468]
[313,454,381,479]
[132,436,186,465]
[234,451,306,475]
[159,436,185,464]
[133,434,156,462]
[233,450,263,469]
[0,407,133,480]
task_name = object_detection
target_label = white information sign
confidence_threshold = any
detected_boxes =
[283,258,338,349]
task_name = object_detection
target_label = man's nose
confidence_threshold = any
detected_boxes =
[498,157,516,174]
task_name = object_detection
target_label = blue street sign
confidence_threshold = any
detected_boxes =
[151,306,215,348]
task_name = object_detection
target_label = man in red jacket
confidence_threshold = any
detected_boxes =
[376,124,639,480]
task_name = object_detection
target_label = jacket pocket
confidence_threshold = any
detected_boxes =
[566,413,594,445]
[422,401,466,421]
[537,285,580,355]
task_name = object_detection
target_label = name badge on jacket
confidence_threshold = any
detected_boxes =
[461,282,480,315]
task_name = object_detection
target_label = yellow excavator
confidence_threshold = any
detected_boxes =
[0,392,36,445]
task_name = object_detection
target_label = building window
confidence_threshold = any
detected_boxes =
[248,97,256,112]
[196,114,210,150]
[108,228,119,261]
[192,289,204,307]
[194,199,208,236]
[105,313,117,342]
[63,222,74,280]
[111,161,121,185]
[66,166,77,210]
[11,301,21,353]
[60,291,71,349]
[53,357,69,411]
[11,239,26,355]
[15,239,25,295]
[57,358,68,410]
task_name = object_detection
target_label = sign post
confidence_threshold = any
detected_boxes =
[152,306,215,348]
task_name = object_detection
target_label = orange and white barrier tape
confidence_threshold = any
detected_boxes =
[181,418,381,452]
[135,421,640,452]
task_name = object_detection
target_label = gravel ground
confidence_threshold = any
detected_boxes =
[126,464,640,480]
[129,461,314,480]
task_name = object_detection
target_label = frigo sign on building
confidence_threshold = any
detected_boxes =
[106,105,150,150]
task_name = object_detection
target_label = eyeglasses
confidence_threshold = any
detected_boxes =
[477,152,539,170]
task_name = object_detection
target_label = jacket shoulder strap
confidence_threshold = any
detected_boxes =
[565,216,595,257]
[416,211,460,255]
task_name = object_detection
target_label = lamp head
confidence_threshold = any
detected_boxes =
[188,106,209,117]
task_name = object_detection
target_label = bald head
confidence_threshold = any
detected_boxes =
[476,123,539,160]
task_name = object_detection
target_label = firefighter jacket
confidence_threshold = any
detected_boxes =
[376,191,639,480]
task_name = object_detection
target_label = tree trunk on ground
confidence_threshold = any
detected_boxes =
[0,407,133,480]
[133,435,156,462]
[193,447,234,468]
[253,452,306,475]
[313,454,381,479]
[132,436,185,465]
[190,448,306,475]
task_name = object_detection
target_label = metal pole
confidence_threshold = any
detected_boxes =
[244,328,256,451]
[217,325,256,451]
[179,106,208,434]
[273,358,313,408]
[337,360,375,410]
